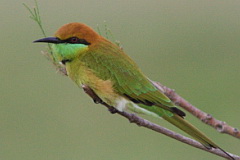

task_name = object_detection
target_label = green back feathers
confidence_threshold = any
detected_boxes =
[81,40,175,111]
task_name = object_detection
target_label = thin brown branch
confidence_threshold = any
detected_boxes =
[49,58,239,138]
[81,85,239,160]
[43,51,239,159]
[152,81,240,139]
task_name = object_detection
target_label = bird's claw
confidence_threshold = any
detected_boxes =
[93,98,103,104]
[108,107,118,114]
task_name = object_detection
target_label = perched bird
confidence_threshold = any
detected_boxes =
[34,22,233,159]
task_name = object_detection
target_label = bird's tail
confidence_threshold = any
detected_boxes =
[162,114,234,160]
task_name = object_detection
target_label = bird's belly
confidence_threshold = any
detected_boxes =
[66,62,120,107]
[67,61,159,116]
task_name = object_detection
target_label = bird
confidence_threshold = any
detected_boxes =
[34,22,234,159]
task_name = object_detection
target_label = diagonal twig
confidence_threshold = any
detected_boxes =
[48,58,239,139]
[81,85,239,160]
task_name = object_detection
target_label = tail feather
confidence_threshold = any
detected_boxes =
[163,114,234,160]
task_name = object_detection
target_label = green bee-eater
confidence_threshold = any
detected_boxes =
[34,22,233,159]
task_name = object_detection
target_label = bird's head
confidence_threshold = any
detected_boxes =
[34,22,100,64]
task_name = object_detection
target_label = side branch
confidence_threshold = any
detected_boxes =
[152,81,240,139]
[82,85,239,160]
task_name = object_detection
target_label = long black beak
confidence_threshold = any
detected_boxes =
[33,37,63,44]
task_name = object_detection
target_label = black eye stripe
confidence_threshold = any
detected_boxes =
[64,37,91,45]
[78,39,91,45]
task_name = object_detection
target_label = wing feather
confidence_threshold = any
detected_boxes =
[81,40,184,116]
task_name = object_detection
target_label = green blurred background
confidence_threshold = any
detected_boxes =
[1,0,239,159]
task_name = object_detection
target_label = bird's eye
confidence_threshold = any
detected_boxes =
[65,37,91,45]
[69,37,79,43]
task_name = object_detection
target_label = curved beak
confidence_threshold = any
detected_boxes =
[33,37,63,44]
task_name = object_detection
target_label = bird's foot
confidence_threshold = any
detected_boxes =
[93,98,103,104]
[108,107,118,114]
[128,113,140,125]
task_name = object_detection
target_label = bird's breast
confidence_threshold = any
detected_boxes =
[66,60,120,106]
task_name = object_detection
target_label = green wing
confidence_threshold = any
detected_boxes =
[77,42,235,158]
[82,40,184,117]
